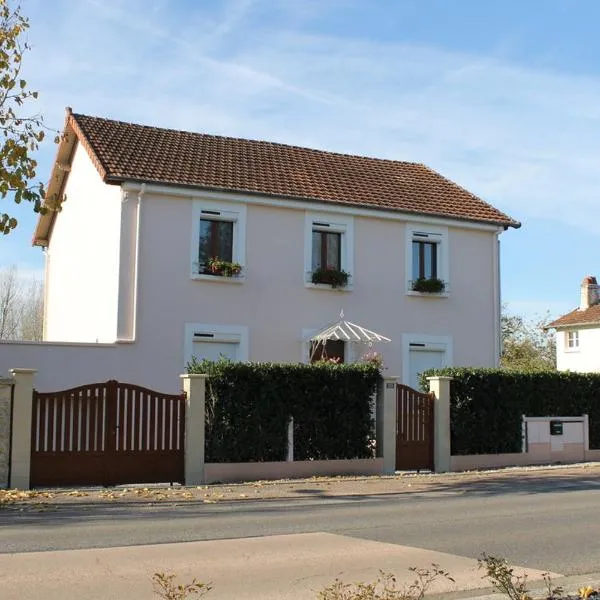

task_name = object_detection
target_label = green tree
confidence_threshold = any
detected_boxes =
[500,306,556,371]
[0,1,57,235]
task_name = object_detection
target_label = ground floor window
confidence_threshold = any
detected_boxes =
[310,339,345,363]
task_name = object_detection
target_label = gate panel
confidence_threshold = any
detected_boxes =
[30,381,186,488]
[396,384,434,471]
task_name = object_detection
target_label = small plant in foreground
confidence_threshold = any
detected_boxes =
[542,571,563,599]
[318,565,454,600]
[478,554,530,600]
[152,572,212,600]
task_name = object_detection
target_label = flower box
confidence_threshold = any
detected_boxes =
[311,267,350,288]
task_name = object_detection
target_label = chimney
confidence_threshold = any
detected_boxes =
[580,275,599,310]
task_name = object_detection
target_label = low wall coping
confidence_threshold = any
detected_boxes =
[0,378,13,386]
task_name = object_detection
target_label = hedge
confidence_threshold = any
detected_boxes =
[187,359,380,462]
[420,367,600,455]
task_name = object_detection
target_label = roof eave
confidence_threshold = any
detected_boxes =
[32,113,78,247]
[115,178,518,230]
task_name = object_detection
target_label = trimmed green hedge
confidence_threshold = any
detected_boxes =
[420,368,600,455]
[187,359,380,462]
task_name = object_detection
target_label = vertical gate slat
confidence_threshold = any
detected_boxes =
[89,387,98,452]
[56,394,65,452]
[64,393,72,452]
[178,396,185,452]
[31,393,39,453]
[156,395,164,451]
[81,388,91,452]
[47,396,56,453]
[126,387,135,451]
[118,385,127,452]
[148,394,158,450]
[38,394,46,452]
[140,391,149,451]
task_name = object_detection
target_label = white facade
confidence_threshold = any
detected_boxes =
[1,146,509,392]
[43,144,122,342]
[556,326,600,372]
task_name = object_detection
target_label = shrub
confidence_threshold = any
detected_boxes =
[187,359,380,462]
[420,367,600,454]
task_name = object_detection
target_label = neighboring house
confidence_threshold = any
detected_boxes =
[548,276,600,373]
[4,108,519,391]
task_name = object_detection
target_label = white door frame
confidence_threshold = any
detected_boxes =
[402,333,453,387]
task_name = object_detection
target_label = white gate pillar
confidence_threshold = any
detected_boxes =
[427,375,453,473]
[376,376,398,475]
[180,373,207,485]
[9,369,37,490]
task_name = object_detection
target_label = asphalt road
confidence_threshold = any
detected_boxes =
[2,480,600,576]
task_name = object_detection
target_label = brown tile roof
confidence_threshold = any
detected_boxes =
[548,305,600,329]
[68,110,519,228]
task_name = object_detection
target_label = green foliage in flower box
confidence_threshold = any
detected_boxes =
[311,267,350,288]
[412,277,445,293]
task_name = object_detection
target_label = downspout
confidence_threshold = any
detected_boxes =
[131,184,145,342]
[493,231,502,366]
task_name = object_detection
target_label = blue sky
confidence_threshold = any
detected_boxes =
[2,0,599,320]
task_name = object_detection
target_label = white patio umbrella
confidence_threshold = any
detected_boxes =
[307,310,391,361]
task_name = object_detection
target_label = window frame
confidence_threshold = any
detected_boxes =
[405,224,449,297]
[191,198,247,282]
[304,212,354,290]
[566,330,580,351]
[184,323,249,367]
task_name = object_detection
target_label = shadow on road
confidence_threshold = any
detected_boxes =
[1,469,599,527]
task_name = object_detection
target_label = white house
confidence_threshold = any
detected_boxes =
[548,276,600,373]
[0,108,519,391]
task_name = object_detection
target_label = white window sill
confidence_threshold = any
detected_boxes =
[191,273,245,284]
[405,290,449,298]
[305,282,353,292]
[564,348,580,353]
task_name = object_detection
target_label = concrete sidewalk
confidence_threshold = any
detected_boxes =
[0,533,561,600]
[2,462,600,509]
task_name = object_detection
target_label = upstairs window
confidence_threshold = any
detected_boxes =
[567,330,579,349]
[312,228,341,271]
[191,200,246,280]
[199,218,234,272]
[304,213,354,289]
[405,224,448,295]
[412,238,438,280]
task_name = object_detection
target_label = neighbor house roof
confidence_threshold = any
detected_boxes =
[547,305,600,329]
[34,108,520,245]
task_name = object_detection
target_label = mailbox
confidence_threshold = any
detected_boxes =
[550,420,563,436]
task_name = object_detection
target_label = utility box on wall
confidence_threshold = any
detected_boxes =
[523,415,588,463]
[550,420,564,436]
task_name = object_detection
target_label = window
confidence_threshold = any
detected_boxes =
[304,213,354,288]
[184,323,249,366]
[567,331,579,349]
[198,218,233,272]
[412,238,438,280]
[405,224,448,295]
[312,229,341,271]
[191,199,246,280]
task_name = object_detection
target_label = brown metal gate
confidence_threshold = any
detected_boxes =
[30,380,186,487]
[396,384,434,471]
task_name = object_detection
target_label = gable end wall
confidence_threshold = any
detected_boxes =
[44,143,122,342]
